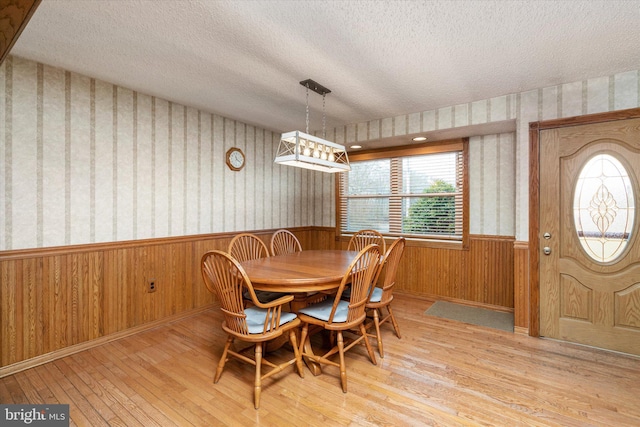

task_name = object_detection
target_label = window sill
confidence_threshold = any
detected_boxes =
[337,235,467,251]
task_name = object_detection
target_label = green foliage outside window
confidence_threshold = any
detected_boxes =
[403,179,456,234]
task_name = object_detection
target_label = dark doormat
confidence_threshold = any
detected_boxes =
[425,300,514,332]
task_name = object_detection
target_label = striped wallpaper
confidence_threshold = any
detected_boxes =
[327,70,640,240]
[0,56,335,251]
[469,132,516,236]
[2,54,639,249]
[513,72,640,240]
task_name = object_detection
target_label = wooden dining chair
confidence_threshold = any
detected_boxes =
[270,228,323,305]
[201,250,304,409]
[228,233,287,304]
[366,237,406,358]
[297,244,382,393]
[270,229,302,256]
[228,233,270,263]
[347,229,386,254]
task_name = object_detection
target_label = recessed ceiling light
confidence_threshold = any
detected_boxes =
[350,145,362,149]
[412,136,427,142]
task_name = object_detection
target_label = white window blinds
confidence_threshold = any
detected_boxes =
[339,141,466,240]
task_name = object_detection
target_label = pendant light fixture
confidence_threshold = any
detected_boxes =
[274,79,350,173]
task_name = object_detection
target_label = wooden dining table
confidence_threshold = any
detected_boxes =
[240,249,359,375]
[240,249,359,311]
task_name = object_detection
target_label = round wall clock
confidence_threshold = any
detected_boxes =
[225,147,245,171]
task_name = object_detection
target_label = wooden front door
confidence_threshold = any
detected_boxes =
[539,117,640,355]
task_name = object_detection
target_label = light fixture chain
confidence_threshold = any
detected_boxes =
[322,93,326,139]
[305,84,310,134]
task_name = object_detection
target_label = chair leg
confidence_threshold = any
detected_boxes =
[359,322,377,365]
[289,330,304,378]
[214,335,233,383]
[337,331,347,393]
[299,323,309,356]
[387,305,401,338]
[254,342,263,409]
[373,308,384,358]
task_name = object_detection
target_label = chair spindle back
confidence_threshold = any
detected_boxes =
[347,229,386,254]
[377,237,406,303]
[228,233,269,262]
[270,229,302,256]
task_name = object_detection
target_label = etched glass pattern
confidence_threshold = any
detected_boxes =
[573,154,635,263]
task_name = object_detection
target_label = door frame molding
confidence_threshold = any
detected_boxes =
[528,107,640,337]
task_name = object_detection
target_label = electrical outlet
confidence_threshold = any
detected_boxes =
[148,279,156,293]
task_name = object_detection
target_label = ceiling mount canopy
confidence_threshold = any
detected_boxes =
[274,79,350,173]
[299,79,331,96]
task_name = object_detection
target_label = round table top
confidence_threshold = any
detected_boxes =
[240,249,359,293]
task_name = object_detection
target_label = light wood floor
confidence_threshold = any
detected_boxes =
[2,293,639,426]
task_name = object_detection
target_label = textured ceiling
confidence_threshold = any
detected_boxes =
[10,0,640,140]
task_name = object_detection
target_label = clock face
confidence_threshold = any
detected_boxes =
[226,147,245,171]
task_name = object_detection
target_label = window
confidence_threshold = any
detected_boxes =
[338,139,468,246]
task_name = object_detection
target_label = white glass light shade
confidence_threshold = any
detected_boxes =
[275,130,351,173]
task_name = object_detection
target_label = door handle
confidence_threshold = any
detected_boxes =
[543,247,551,255]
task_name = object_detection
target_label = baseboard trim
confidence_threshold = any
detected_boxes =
[0,304,216,378]
[514,326,529,336]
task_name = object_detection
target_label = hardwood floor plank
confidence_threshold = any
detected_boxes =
[79,347,170,427]
[22,368,58,404]
[92,343,214,426]
[12,371,48,405]
[404,321,639,425]
[55,356,120,424]
[80,348,189,427]
[2,374,27,403]
[32,364,101,427]
[1,294,639,426]
[0,375,15,403]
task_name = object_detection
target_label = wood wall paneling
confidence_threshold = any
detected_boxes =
[394,235,514,310]
[1,227,513,374]
[296,227,340,251]
[0,227,336,372]
[1,239,217,371]
[468,236,513,306]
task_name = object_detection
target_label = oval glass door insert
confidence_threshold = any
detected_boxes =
[573,153,635,263]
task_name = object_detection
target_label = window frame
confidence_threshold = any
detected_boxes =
[336,138,469,250]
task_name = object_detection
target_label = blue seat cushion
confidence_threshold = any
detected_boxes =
[299,299,349,323]
[369,287,383,303]
[244,307,297,334]
[342,286,381,303]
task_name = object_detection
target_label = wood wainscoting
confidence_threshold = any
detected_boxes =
[1,229,514,375]
[394,234,515,310]
[0,227,337,375]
